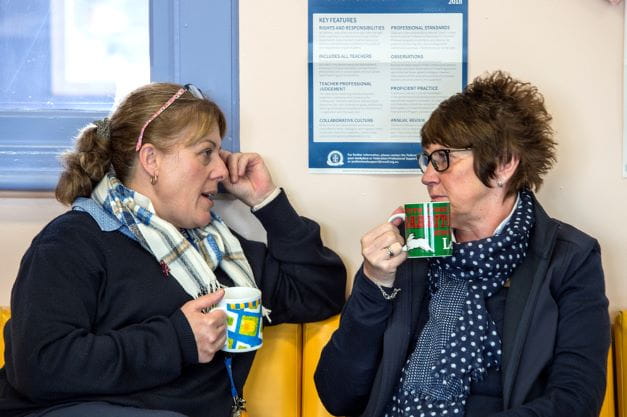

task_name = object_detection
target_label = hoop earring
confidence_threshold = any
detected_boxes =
[150,174,158,185]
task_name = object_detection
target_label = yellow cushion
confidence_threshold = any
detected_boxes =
[599,342,615,417]
[302,315,340,417]
[615,311,627,417]
[0,306,9,368]
[244,323,302,416]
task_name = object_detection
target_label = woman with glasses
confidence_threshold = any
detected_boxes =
[0,83,346,417]
[315,71,609,417]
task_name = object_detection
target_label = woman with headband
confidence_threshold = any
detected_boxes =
[0,83,346,417]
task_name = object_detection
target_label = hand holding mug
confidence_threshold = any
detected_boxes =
[181,289,227,363]
[361,219,408,287]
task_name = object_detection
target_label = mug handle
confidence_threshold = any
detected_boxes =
[387,213,405,223]
[387,213,409,252]
[209,305,229,350]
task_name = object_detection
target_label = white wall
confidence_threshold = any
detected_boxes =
[0,0,625,314]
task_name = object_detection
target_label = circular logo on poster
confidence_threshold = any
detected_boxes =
[326,150,344,167]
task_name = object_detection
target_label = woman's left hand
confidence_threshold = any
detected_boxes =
[219,151,277,207]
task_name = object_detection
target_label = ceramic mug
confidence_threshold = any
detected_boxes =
[388,201,453,258]
[213,287,263,353]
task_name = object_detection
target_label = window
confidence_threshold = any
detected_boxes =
[0,0,239,190]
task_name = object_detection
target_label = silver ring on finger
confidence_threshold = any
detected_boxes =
[384,245,394,259]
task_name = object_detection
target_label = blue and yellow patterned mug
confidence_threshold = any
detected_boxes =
[214,287,263,353]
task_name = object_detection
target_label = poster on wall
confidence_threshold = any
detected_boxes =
[308,0,468,173]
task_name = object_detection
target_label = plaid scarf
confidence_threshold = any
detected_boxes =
[385,190,535,417]
[91,174,257,298]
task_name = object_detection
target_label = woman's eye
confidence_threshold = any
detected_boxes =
[433,153,446,163]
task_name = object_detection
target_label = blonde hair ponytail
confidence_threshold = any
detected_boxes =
[55,121,112,205]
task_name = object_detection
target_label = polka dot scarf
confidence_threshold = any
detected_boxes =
[385,190,535,417]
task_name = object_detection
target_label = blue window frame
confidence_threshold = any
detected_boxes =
[0,0,239,191]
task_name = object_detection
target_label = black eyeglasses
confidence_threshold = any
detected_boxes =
[417,147,472,173]
[135,83,206,151]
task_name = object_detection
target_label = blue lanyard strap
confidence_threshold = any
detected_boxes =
[224,355,239,399]
[224,355,247,415]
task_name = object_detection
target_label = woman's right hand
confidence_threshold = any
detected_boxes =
[361,211,407,287]
[180,289,227,363]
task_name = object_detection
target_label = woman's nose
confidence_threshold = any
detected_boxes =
[212,156,228,182]
[420,162,439,185]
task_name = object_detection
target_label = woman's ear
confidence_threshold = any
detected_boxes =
[495,155,520,186]
[137,144,160,179]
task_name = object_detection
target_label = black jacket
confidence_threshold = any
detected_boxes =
[315,195,610,417]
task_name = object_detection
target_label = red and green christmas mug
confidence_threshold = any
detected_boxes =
[388,201,453,258]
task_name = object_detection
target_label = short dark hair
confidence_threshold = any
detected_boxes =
[420,70,557,195]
